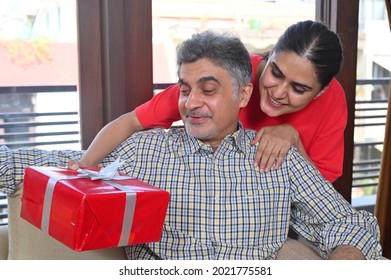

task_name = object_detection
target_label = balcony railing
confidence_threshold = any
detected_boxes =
[0,79,390,225]
[0,85,80,150]
[352,78,389,210]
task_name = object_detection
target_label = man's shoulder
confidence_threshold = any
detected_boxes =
[243,128,257,137]
[240,129,257,145]
[117,128,185,156]
[132,127,186,142]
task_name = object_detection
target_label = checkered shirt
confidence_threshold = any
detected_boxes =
[0,125,382,259]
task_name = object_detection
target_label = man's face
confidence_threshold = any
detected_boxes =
[178,58,251,149]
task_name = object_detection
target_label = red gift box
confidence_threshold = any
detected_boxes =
[20,166,170,252]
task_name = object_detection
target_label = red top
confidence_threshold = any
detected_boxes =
[136,55,347,182]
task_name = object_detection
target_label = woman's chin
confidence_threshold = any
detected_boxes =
[261,103,284,117]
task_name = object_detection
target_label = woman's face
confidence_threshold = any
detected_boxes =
[259,51,325,117]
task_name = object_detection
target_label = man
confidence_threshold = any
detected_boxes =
[0,30,382,260]
[107,30,380,260]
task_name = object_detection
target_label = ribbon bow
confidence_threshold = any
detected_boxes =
[76,157,128,180]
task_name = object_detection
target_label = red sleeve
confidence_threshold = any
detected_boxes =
[135,84,181,129]
[306,79,347,183]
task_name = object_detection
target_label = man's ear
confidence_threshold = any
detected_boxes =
[239,83,253,108]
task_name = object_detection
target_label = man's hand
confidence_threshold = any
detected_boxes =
[328,244,366,260]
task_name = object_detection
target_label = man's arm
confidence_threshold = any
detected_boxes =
[1,146,85,194]
[328,244,366,260]
[288,147,382,260]
[69,110,144,169]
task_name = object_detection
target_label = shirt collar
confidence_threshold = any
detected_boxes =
[179,122,250,156]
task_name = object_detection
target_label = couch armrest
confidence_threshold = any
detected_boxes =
[0,225,8,259]
[277,237,321,259]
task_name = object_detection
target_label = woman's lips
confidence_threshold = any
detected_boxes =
[267,94,285,108]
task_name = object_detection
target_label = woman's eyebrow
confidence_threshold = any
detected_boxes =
[272,61,313,90]
[293,81,313,90]
[271,61,284,76]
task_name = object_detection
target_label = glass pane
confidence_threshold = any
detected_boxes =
[352,0,390,208]
[152,0,316,84]
[0,0,80,151]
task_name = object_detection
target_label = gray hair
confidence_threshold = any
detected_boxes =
[176,30,252,98]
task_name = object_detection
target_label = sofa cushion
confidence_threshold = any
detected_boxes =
[0,224,8,260]
[277,238,321,259]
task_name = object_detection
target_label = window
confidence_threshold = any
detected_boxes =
[352,0,390,211]
[0,0,80,151]
[0,0,79,226]
[152,0,316,83]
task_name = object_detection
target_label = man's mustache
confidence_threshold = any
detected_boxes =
[185,109,212,118]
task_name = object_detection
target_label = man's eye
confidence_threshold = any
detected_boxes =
[201,85,216,94]
[180,87,190,96]
[203,89,214,94]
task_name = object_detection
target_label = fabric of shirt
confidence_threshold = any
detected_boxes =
[105,126,379,260]
[135,55,347,183]
[0,146,116,195]
[0,127,382,259]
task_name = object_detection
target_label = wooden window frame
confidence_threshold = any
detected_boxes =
[316,0,359,202]
[77,0,153,149]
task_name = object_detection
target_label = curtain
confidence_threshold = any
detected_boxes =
[374,0,391,259]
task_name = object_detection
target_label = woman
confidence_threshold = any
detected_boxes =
[71,20,346,183]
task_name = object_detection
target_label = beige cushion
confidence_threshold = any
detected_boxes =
[277,238,321,260]
[7,184,127,260]
[0,224,8,260]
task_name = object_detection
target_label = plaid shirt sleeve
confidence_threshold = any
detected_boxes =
[0,136,138,195]
[287,147,382,260]
[0,145,85,195]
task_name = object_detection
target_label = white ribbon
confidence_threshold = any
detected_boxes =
[103,180,136,247]
[76,157,127,180]
[41,174,80,233]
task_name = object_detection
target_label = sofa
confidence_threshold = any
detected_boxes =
[0,183,322,260]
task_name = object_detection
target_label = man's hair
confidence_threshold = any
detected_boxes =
[176,30,252,97]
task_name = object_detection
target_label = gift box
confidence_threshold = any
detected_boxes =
[20,166,170,252]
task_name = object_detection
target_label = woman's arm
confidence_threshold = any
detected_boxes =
[69,84,182,170]
[69,110,143,169]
